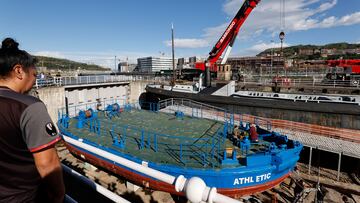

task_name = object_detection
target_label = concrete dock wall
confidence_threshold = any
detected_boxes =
[129,81,148,103]
[36,81,148,123]
[37,87,66,124]
[65,83,130,106]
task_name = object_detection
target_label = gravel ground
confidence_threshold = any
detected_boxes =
[58,145,360,203]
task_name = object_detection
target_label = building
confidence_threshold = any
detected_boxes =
[189,56,203,68]
[177,58,185,70]
[298,48,314,56]
[118,62,129,72]
[137,57,176,73]
[217,64,232,81]
[227,56,285,75]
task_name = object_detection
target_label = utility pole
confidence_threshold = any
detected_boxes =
[114,56,117,71]
[279,31,285,76]
[171,23,176,86]
[270,40,274,77]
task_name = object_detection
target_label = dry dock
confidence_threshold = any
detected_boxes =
[58,141,360,203]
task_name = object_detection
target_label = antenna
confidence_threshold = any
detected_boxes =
[171,23,176,86]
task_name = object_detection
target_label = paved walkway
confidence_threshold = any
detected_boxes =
[161,104,360,159]
[273,127,360,159]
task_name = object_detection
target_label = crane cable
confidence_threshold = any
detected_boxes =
[280,0,285,31]
[279,0,286,76]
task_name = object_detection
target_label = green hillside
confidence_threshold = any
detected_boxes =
[258,42,360,60]
[35,56,110,71]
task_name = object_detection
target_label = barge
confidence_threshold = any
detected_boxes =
[140,84,360,129]
[58,98,302,197]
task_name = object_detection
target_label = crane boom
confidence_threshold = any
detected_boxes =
[196,0,261,72]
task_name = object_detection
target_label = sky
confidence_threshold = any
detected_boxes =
[1,0,360,69]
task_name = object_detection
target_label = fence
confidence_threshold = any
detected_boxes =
[58,100,228,168]
[35,75,166,88]
[232,113,360,144]
[158,98,229,123]
[35,74,360,90]
[237,75,360,89]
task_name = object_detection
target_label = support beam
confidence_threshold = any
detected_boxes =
[308,147,313,175]
[337,152,342,181]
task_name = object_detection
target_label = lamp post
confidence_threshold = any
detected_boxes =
[114,56,117,71]
[279,31,285,76]
[270,40,274,77]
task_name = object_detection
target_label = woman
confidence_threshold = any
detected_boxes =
[0,38,64,202]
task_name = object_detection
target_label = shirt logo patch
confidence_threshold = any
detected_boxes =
[45,122,57,137]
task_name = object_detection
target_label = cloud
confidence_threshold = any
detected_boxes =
[336,11,360,26]
[292,11,360,30]
[234,41,290,56]
[223,0,340,33]
[205,0,359,40]
[247,42,290,53]
[164,38,209,48]
[32,51,66,59]
[316,0,337,12]
[172,0,358,53]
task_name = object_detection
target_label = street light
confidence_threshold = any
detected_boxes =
[114,56,117,71]
[279,31,285,76]
[270,40,274,77]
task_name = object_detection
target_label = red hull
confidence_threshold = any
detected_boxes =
[65,143,289,198]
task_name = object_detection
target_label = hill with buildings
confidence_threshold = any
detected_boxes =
[35,56,110,71]
[258,42,360,60]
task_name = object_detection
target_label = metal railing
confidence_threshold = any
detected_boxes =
[158,98,229,123]
[62,164,130,203]
[237,75,360,89]
[35,75,166,88]
[58,100,228,168]
[232,113,360,144]
[35,73,360,90]
[58,98,128,118]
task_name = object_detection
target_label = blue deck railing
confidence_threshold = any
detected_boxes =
[59,100,228,167]
[58,99,295,168]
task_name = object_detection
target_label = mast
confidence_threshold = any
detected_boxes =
[171,23,176,86]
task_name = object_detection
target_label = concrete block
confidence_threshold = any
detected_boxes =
[126,181,141,192]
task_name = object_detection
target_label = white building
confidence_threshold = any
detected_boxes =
[137,57,176,72]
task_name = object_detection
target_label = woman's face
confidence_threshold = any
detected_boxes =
[21,66,37,94]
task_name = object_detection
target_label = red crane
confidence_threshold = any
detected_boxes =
[327,59,360,73]
[195,0,260,86]
[324,59,360,86]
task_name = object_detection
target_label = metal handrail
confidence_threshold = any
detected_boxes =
[158,98,229,123]
[59,103,227,167]
[35,74,360,90]
[35,75,163,88]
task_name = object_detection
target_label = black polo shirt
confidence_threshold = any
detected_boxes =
[0,86,61,202]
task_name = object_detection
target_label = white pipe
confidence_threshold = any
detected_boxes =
[62,164,130,203]
[63,135,242,203]
[63,136,176,185]
[174,176,242,203]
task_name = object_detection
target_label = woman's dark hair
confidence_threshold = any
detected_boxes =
[0,38,37,76]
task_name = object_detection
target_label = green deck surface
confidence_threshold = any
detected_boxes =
[66,109,269,168]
